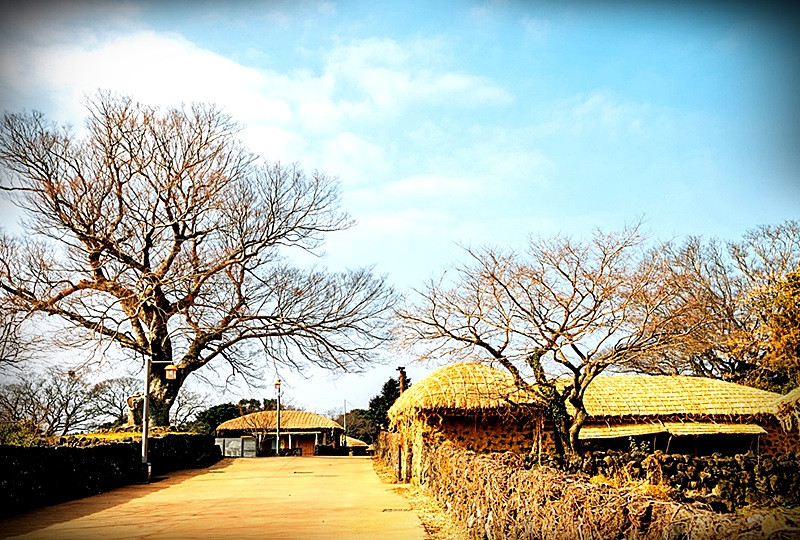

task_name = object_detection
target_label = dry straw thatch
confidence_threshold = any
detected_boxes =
[579,375,780,418]
[390,362,780,421]
[344,436,368,447]
[774,386,800,432]
[424,442,800,539]
[388,362,539,422]
[216,410,342,432]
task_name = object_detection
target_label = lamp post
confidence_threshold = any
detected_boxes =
[141,359,178,481]
[343,399,349,447]
[274,380,282,457]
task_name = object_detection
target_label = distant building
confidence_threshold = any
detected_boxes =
[216,410,343,457]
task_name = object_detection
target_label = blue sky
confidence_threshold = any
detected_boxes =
[1,1,798,413]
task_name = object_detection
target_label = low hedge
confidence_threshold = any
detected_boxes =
[0,433,220,518]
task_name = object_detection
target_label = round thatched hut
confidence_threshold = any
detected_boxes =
[385,363,548,481]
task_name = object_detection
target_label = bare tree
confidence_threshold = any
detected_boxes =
[91,376,141,426]
[0,309,25,365]
[626,221,800,392]
[395,224,703,456]
[0,367,100,436]
[0,92,396,425]
[170,387,209,429]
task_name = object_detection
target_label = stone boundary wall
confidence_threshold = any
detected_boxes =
[376,430,415,481]
[568,450,800,512]
[0,434,220,518]
[418,444,799,540]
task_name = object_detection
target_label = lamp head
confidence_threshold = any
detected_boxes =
[165,364,178,380]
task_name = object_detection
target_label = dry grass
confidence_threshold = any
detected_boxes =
[589,472,672,500]
[371,457,469,540]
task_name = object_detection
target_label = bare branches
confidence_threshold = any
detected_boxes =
[0,92,396,424]
[395,222,702,455]
[625,221,800,392]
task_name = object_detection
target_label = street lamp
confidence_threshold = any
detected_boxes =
[274,380,282,457]
[141,359,179,481]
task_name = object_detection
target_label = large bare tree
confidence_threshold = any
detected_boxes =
[0,92,396,425]
[626,221,800,392]
[395,225,703,456]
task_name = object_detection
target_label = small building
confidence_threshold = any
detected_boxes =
[345,436,370,456]
[386,362,546,481]
[216,410,343,457]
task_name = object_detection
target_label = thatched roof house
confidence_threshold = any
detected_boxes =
[345,436,368,447]
[217,410,343,456]
[575,375,779,447]
[387,363,798,459]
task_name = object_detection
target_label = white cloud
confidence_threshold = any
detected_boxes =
[1,30,296,136]
[383,174,484,199]
[318,132,389,187]
[568,91,652,137]
[321,37,513,114]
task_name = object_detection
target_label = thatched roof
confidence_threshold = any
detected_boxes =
[388,363,781,423]
[579,375,780,418]
[345,436,368,447]
[773,386,800,431]
[389,362,538,422]
[580,422,766,440]
[216,410,342,432]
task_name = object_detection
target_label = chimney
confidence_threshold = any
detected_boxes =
[397,366,407,393]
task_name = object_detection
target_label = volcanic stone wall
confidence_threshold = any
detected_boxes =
[574,449,800,512]
[758,417,800,457]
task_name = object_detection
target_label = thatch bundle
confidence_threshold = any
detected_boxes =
[773,386,800,432]
[388,362,539,423]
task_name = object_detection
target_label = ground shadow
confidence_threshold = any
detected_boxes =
[0,459,234,538]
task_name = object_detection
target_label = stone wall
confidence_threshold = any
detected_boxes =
[420,443,800,539]
[376,430,412,481]
[572,449,800,512]
[0,434,220,518]
[759,417,800,457]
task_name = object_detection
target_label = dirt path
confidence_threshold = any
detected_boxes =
[0,456,427,539]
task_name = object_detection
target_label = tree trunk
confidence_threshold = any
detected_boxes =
[568,408,587,457]
[147,368,182,427]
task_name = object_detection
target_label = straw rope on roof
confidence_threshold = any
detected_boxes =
[773,386,800,431]
[663,422,766,436]
[216,410,343,432]
[579,423,666,440]
[578,375,780,418]
[389,362,538,421]
[579,421,766,440]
